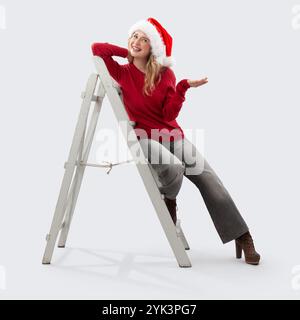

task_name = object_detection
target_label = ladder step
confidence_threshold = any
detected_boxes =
[81,91,100,102]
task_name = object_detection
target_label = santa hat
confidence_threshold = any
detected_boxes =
[128,17,176,67]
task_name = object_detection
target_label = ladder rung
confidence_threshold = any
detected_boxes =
[81,91,100,102]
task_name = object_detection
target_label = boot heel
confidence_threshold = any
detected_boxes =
[235,240,242,259]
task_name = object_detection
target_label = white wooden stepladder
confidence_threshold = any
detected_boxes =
[42,56,192,268]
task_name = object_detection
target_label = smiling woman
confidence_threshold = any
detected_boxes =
[91,17,260,265]
[127,30,152,74]
[91,40,190,141]
[127,28,170,96]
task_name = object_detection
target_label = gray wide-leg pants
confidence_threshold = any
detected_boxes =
[139,137,249,244]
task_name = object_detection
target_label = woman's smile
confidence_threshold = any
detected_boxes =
[132,46,142,52]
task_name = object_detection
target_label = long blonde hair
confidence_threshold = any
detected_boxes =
[143,54,166,96]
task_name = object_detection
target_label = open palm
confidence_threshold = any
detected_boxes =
[187,77,208,87]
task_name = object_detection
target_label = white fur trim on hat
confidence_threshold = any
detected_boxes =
[128,19,175,67]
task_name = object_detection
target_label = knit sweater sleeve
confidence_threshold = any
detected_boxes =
[162,69,191,122]
[91,42,128,83]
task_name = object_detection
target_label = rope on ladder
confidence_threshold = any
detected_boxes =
[79,159,135,174]
[65,118,140,174]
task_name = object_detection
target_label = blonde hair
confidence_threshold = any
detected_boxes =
[143,54,166,96]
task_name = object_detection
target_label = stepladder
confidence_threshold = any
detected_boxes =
[42,56,192,268]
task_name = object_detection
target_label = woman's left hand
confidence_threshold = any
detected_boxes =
[187,77,208,87]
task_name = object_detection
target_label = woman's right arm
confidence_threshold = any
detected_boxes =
[91,42,129,83]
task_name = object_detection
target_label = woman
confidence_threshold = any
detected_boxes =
[91,17,260,265]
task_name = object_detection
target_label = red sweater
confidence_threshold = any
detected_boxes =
[91,42,191,142]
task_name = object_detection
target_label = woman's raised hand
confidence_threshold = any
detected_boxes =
[187,77,208,87]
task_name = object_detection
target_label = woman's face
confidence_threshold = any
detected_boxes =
[128,30,151,59]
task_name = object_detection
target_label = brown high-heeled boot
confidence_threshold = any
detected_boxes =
[164,197,177,225]
[235,231,260,265]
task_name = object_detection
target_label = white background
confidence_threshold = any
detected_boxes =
[0,0,300,299]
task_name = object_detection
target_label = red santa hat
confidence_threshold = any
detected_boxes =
[128,17,176,67]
